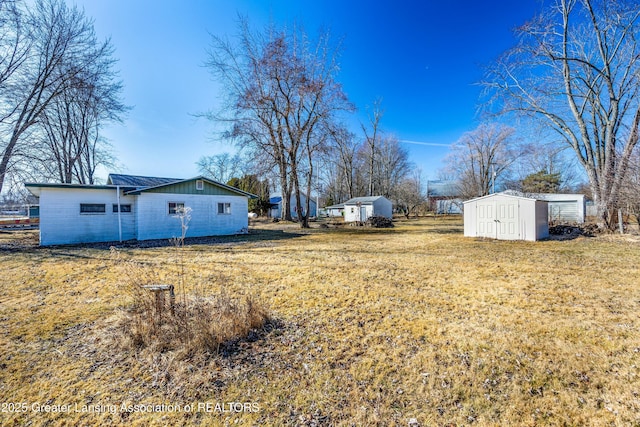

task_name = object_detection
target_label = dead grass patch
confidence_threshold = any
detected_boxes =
[1,218,639,425]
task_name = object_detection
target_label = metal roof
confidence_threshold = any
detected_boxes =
[343,196,388,205]
[25,174,257,199]
[463,191,546,204]
[427,180,460,197]
[107,174,181,188]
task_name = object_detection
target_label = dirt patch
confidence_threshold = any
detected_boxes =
[548,223,599,240]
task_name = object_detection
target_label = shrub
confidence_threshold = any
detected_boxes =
[109,208,270,357]
[111,248,270,356]
[366,215,394,228]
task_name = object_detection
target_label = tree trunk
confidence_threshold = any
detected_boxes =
[0,128,23,194]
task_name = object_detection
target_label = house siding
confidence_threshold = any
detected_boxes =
[135,193,248,241]
[141,180,240,196]
[38,187,136,245]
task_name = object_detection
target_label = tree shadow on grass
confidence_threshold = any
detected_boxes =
[0,228,305,261]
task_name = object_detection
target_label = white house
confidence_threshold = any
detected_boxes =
[269,194,317,219]
[25,174,256,246]
[343,196,393,223]
[531,193,586,223]
[463,192,549,241]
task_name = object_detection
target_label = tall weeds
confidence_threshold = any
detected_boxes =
[110,207,270,357]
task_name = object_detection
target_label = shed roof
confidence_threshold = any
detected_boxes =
[343,196,389,205]
[463,191,546,204]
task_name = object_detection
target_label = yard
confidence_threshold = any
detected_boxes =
[0,217,639,426]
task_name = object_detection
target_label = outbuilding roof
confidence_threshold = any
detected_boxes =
[463,191,545,204]
[343,196,388,205]
[427,180,460,197]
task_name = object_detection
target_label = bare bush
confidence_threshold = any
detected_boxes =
[110,247,270,357]
[366,215,394,228]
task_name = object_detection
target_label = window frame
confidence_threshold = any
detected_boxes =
[113,204,132,213]
[168,202,185,215]
[217,202,231,215]
[80,203,106,214]
[195,179,204,191]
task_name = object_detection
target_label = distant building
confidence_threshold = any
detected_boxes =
[269,194,317,219]
[324,203,345,217]
[531,193,586,223]
[343,196,392,223]
[426,180,462,214]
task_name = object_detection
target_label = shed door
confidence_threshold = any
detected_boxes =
[496,200,519,239]
[549,201,577,222]
[360,206,368,222]
[476,201,495,238]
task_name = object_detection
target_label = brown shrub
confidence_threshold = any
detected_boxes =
[110,247,270,357]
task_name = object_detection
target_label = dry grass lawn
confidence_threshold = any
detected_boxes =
[0,217,639,426]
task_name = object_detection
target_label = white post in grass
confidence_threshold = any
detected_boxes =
[116,185,122,242]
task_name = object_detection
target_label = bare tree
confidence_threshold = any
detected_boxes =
[483,0,640,228]
[619,149,640,226]
[34,37,125,184]
[371,135,411,199]
[205,18,352,227]
[395,170,425,218]
[197,152,244,183]
[442,123,517,199]
[361,99,383,197]
[324,125,359,201]
[508,139,582,192]
[0,0,122,191]
[0,0,28,99]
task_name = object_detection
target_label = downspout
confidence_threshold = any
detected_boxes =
[116,185,122,242]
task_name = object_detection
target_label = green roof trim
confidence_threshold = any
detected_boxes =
[124,176,258,198]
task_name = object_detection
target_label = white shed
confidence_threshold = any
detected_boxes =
[463,192,549,241]
[343,196,393,223]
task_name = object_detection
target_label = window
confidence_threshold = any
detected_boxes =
[168,202,185,215]
[80,203,106,214]
[113,204,132,213]
[195,179,204,191]
[217,202,231,214]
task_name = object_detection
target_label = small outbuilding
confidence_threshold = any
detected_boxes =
[343,196,393,223]
[324,203,345,217]
[463,192,549,241]
[532,193,586,223]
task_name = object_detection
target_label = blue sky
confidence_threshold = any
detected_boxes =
[72,0,543,181]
